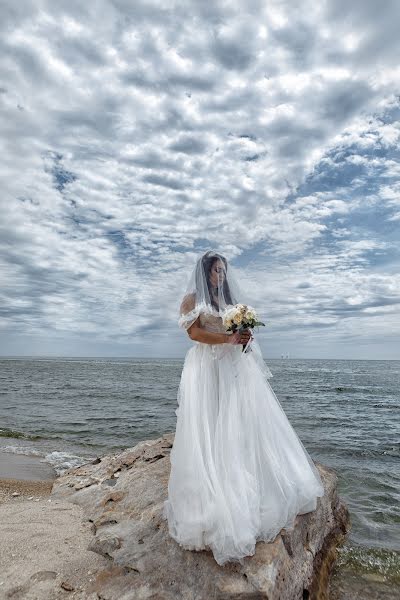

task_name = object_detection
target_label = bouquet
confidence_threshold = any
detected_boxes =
[222,304,265,353]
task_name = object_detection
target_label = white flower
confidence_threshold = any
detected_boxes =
[245,310,256,320]
[223,315,233,328]
[222,303,256,329]
[233,312,243,325]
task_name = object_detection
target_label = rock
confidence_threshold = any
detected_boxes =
[60,580,75,591]
[51,433,350,600]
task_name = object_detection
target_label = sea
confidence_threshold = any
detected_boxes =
[0,357,399,597]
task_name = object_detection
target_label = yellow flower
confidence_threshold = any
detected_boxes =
[233,312,243,325]
[222,313,233,328]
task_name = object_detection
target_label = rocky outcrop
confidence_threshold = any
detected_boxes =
[51,433,350,600]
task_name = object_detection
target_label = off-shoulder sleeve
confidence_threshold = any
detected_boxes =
[178,293,201,330]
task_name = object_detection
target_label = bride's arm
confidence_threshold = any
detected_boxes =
[179,293,245,345]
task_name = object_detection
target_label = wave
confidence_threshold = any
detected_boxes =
[43,450,95,476]
[336,543,400,584]
[0,427,45,441]
[334,386,383,394]
[319,443,400,461]
[0,445,43,457]
[0,445,96,476]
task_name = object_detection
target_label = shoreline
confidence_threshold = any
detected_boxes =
[0,449,58,481]
[0,449,58,503]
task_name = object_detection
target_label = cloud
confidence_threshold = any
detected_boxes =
[0,0,399,358]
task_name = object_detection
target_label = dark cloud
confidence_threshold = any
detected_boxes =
[142,173,186,190]
[122,150,182,171]
[319,80,375,124]
[270,21,317,70]
[168,135,207,155]
[211,36,254,71]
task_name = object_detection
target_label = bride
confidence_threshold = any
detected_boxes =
[162,249,324,566]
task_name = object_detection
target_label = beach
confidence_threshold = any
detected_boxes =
[0,451,110,599]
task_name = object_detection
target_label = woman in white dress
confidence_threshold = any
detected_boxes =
[162,250,324,566]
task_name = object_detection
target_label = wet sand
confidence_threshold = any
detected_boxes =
[0,450,57,481]
[0,450,57,503]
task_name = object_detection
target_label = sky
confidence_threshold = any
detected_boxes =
[1,0,399,360]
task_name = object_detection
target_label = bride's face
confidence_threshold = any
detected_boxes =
[209,259,226,288]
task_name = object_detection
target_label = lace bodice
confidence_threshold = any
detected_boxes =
[199,312,227,334]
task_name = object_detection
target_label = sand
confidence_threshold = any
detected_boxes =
[0,451,110,599]
[0,450,58,482]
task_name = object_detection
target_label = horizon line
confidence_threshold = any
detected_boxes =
[0,355,398,362]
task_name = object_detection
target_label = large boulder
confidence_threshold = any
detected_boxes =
[51,433,350,599]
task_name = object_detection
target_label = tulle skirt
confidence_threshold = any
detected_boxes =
[162,339,325,566]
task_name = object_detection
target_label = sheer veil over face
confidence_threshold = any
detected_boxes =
[179,250,243,330]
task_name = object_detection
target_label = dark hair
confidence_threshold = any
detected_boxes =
[200,251,233,309]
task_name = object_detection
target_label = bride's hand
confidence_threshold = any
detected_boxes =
[227,331,241,345]
[240,329,253,345]
[227,329,252,345]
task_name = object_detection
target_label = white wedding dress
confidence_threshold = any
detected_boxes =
[162,312,324,566]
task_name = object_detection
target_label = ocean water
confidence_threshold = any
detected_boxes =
[0,356,399,592]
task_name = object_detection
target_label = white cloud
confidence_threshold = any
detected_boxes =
[0,0,399,358]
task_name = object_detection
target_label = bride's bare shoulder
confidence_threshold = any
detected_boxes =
[180,292,196,313]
